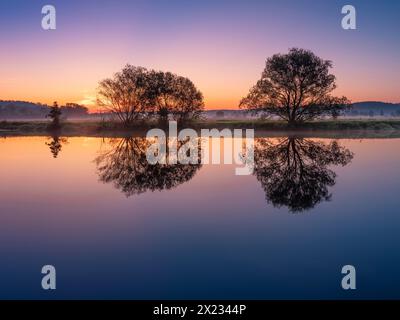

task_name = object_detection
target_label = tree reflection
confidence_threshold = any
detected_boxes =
[46,136,68,158]
[95,137,202,196]
[253,137,353,212]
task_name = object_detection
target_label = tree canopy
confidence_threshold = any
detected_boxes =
[240,48,351,124]
[95,137,202,196]
[97,65,204,125]
[97,66,152,125]
[253,137,353,212]
[147,70,204,123]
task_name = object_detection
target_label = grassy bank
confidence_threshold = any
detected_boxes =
[1,119,400,138]
[199,119,400,131]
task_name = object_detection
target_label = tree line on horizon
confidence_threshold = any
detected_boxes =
[0,100,88,119]
[2,100,399,121]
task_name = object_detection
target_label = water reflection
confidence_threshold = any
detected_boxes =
[46,136,68,158]
[94,137,202,196]
[43,135,353,211]
[253,137,354,212]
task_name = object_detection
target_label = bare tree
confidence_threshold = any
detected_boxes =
[240,48,351,124]
[97,65,204,125]
[253,137,353,212]
[97,65,152,126]
[95,137,202,196]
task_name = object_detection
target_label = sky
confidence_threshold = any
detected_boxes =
[0,0,399,110]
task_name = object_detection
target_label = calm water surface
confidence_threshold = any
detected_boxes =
[0,135,399,299]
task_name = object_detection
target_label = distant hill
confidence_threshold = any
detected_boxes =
[0,100,89,119]
[347,101,400,117]
[1,100,399,120]
[203,109,251,119]
[0,100,49,118]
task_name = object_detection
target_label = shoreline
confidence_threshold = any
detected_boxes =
[1,119,400,139]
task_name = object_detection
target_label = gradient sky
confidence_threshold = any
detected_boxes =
[0,0,399,110]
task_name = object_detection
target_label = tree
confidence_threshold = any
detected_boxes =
[46,101,62,130]
[46,136,68,158]
[97,65,153,126]
[170,75,204,122]
[239,48,351,125]
[252,137,353,212]
[61,103,89,117]
[97,65,204,126]
[95,137,202,196]
[147,70,204,124]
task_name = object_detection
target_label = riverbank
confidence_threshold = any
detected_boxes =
[1,119,400,138]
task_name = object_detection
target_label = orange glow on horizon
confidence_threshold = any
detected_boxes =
[1,90,398,112]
